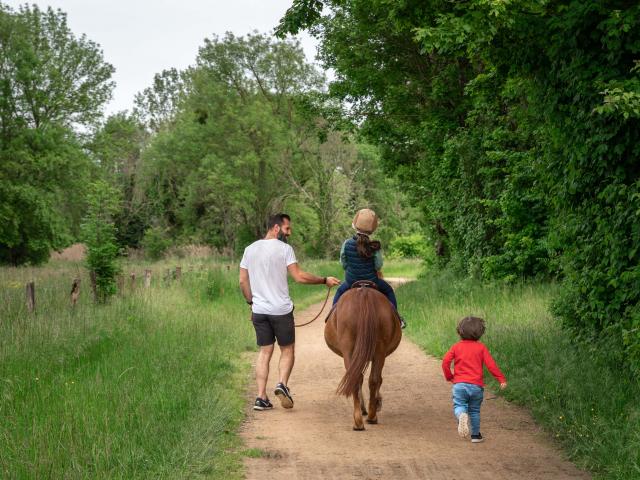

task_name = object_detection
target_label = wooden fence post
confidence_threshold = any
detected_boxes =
[89,271,98,302]
[116,274,125,296]
[175,266,182,280]
[25,281,35,313]
[130,273,136,290]
[144,269,152,288]
[70,278,81,307]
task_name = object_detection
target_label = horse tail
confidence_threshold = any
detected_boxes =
[336,288,378,398]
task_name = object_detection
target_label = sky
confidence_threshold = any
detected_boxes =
[2,0,321,115]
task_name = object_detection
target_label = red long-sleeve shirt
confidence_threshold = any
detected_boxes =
[442,340,506,387]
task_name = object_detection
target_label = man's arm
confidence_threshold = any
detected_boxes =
[287,263,341,287]
[239,267,252,303]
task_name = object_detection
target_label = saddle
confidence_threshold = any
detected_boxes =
[325,280,380,322]
[350,280,378,290]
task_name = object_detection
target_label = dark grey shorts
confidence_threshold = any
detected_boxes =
[251,310,295,347]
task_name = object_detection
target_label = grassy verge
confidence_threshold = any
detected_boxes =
[0,259,342,478]
[400,271,640,479]
[0,257,421,478]
[0,259,416,479]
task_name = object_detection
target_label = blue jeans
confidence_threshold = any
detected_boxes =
[452,382,484,436]
[332,278,398,309]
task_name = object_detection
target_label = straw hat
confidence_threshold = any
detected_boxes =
[352,208,379,235]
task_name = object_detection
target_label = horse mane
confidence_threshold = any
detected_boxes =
[336,287,381,398]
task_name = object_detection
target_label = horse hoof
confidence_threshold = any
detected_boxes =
[353,425,365,431]
[366,418,378,424]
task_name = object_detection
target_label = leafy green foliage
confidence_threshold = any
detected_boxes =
[89,113,148,248]
[278,1,640,375]
[136,32,416,257]
[0,4,114,265]
[141,226,171,261]
[81,181,121,302]
[388,234,428,259]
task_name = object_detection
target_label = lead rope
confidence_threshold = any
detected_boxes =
[294,285,333,328]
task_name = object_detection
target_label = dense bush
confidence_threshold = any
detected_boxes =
[141,226,172,260]
[388,234,428,259]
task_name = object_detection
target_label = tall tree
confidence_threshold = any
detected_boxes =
[89,112,148,248]
[0,4,114,265]
[133,68,187,133]
[139,33,323,248]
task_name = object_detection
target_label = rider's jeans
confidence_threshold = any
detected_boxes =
[452,382,484,436]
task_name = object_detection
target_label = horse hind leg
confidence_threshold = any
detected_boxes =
[366,354,385,424]
[359,383,368,416]
[343,353,365,431]
[353,385,365,431]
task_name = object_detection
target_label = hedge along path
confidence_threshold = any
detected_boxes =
[240,279,589,479]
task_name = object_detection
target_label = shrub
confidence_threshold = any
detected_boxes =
[388,234,429,259]
[141,226,171,260]
[81,181,121,302]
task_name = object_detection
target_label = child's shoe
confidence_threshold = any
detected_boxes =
[457,412,470,438]
[400,315,407,329]
[471,433,484,443]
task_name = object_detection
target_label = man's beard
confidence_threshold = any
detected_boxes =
[277,231,288,243]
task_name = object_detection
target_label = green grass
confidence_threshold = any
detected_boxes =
[1,265,255,479]
[0,257,420,478]
[400,271,640,480]
[0,259,336,479]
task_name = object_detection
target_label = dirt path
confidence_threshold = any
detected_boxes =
[240,279,589,479]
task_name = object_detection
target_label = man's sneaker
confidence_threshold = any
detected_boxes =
[471,433,484,443]
[457,412,470,438]
[400,316,407,329]
[253,397,273,411]
[274,382,294,409]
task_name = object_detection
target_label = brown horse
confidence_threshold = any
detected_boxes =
[324,281,402,430]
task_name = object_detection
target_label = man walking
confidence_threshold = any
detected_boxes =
[239,213,340,410]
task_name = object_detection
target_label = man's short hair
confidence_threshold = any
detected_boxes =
[267,213,291,230]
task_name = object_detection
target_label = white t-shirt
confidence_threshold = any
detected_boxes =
[239,239,297,315]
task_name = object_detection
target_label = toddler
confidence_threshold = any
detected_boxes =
[442,316,507,443]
